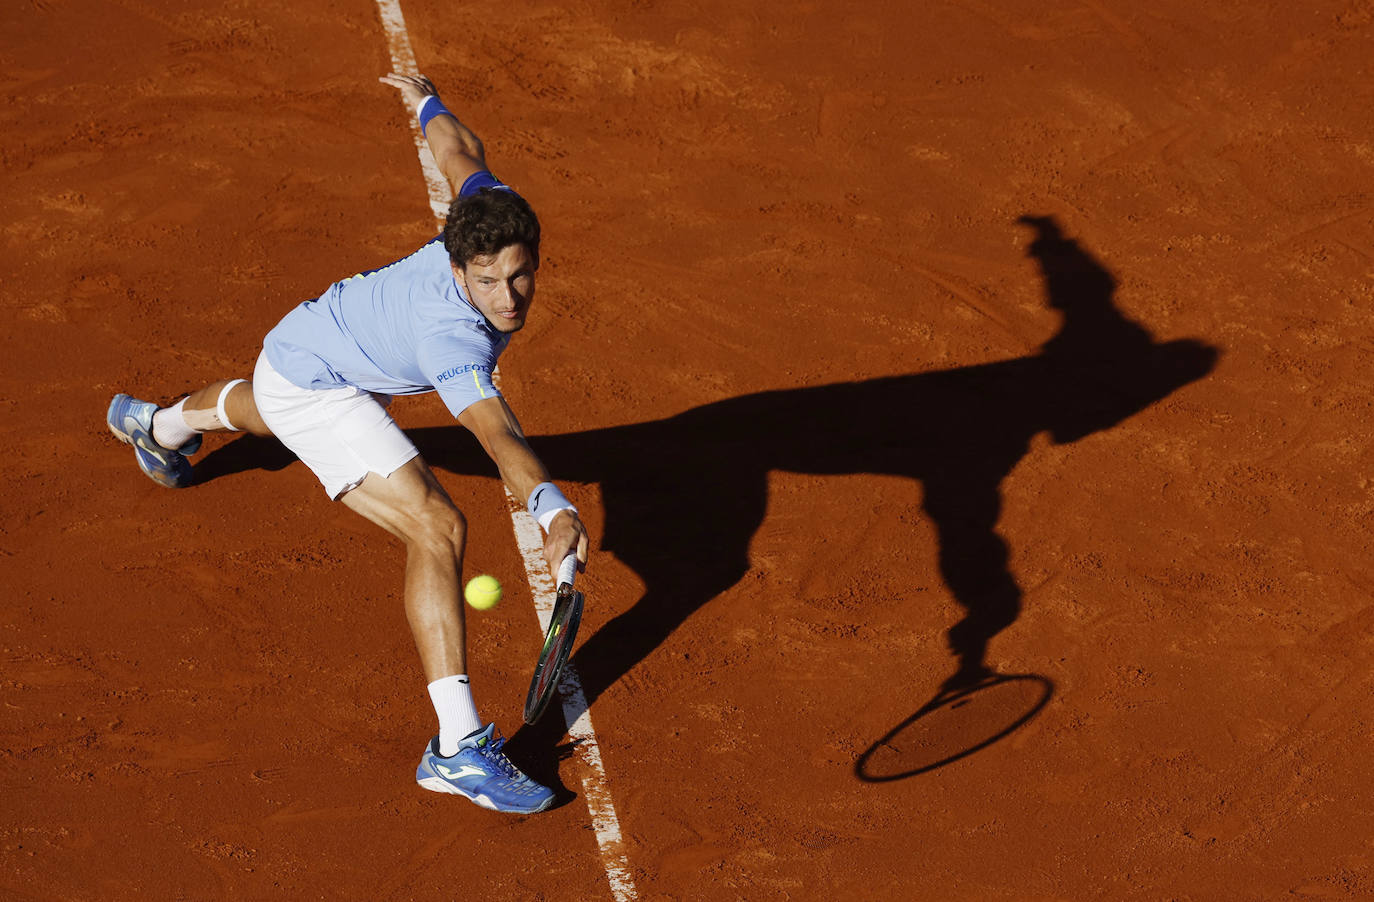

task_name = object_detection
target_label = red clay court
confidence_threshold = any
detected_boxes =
[4,0,1373,898]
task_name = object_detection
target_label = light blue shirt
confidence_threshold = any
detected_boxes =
[262,173,514,417]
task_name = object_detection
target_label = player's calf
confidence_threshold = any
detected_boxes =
[179,378,273,438]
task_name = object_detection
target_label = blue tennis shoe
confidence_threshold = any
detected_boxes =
[416,723,554,814]
[106,393,200,488]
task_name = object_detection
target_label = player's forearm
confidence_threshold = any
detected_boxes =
[380,73,487,190]
[488,431,553,508]
[458,397,549,500]
[487,431,586,569]
[422,111,486,184]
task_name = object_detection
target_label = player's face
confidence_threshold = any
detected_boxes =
[452,243,538,333]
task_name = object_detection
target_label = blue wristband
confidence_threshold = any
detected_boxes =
[417,95,452,133]
[527,482,576,531]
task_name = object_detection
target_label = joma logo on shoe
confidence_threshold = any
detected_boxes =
[438,764,487,780]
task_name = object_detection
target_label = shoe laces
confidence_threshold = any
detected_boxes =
[479,733,523,780]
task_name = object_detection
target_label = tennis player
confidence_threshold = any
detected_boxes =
[106,73,588,815]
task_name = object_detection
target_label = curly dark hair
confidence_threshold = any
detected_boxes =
[443,188,541,268]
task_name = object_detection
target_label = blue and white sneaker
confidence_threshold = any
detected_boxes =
[106,393,200,488]
[416,724,554,814]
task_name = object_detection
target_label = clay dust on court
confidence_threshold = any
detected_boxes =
[4,0,1373,897]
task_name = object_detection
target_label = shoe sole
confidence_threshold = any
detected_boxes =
[416,774,554,814]
[106,395,138,445]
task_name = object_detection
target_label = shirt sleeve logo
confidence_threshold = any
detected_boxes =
[436,363,492,384]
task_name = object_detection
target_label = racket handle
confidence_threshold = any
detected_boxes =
[556,553,577,589]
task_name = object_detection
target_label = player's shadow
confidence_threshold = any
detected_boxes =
[191,433,296,484]
[412,215,1220,781]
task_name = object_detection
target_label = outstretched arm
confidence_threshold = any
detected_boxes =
[457,396,590,576]
[380,72,489,194]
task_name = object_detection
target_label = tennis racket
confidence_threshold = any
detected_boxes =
[522,553,584,724]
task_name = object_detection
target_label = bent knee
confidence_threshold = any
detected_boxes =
[230,382,274,437]
[405,498,467,552]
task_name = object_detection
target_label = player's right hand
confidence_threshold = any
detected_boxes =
[543,510,589,579]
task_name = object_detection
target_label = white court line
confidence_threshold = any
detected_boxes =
[506,505,638,901]
[373,0,454,220]
[371,2,637,899]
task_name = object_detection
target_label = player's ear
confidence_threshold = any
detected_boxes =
[450,261,468,291]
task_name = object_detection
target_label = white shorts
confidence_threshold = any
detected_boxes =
[252,351,419,499]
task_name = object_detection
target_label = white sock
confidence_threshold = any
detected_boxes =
[151,399,198,451]
[427,674,483,757]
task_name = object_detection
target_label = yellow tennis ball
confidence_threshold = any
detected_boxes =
[464,574,502,610]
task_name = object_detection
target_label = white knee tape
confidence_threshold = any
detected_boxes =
[216,379,248,432]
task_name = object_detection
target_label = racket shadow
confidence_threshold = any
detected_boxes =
[855,672,1054,781]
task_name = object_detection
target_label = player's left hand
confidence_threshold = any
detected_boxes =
[379,72,439,109]
[544,509,589,579]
